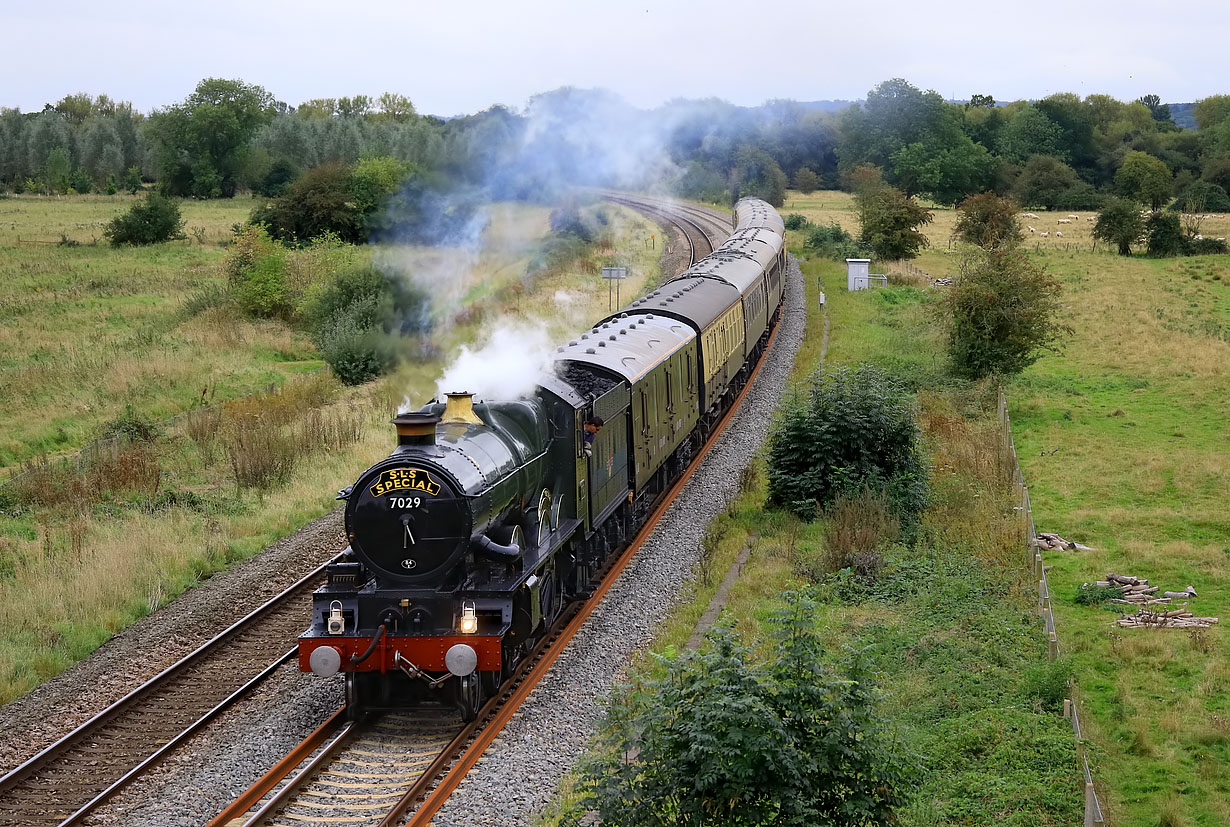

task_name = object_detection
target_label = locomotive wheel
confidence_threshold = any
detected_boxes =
[538,569,561,627]
[455,673,483,722]
[345,672,376,720]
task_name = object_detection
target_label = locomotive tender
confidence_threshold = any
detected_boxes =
[298,198,787,718]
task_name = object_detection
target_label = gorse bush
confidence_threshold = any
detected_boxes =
[571,591,915,827]
[104,192,186,246]
[767,365,927,522]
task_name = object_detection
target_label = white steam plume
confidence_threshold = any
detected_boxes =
[435,322,556,402]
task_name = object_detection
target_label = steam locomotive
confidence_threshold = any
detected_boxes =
[298,197,786,719]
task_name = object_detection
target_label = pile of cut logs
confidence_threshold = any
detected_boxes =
[1093,573,1219,629]
[1037,532,1094,551]
[1116,609,1218,629]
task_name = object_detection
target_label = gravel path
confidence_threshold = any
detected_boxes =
[430,255,805,827]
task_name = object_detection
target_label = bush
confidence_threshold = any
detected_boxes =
[856,183,933,260]
[821,488,898,575]
[1146,211,1187,257]
[1190,237,1229,255]
[573,592,915,827]
[317,316,398,385]
[1074,583,1121,605]
[104,193,186,246]
[252,162,363,243]
[793,167,821,194]
[803,221,864,260]
[940,246,1068,378]
[953,192,1022,249]
[767,365,927,522]
[1093,197,1146,256]
[783,213,811,231]
[253,158,298,197]
[234,251,292,318]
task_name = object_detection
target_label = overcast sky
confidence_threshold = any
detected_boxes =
[4,0,1228,116]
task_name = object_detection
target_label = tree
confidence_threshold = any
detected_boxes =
[1138,94,1171,123]
[969,93,996,108]
[767,364,927,521]
[890,136,994,205]
[1193,95,1230,130]
[1012,155,1082,210]
[996,106,1067,164]
[953,192,1022,249]
[940,246,1068,378]
[252,162,362,242]
[730,145,787,206]
[1115,151,1172,210]
[793,167,820,194]
[104,192,186,245]
[573,596,914,827]
[855,183,933,260]
[376,92,416,121]
[42,147,72,194]
[1093,198,1146,255]
[149,78,276,197]
[1171,180,1230,213]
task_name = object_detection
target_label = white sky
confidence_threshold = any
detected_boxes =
[3,0,1228,115]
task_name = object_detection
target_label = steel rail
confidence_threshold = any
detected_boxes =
[0,553,343,827]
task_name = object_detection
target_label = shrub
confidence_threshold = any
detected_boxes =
[855,183,933,260]
[1146,211,1187,257]
[99,404,161,443]
[104,193,186,246]
[783,213,811,231]
[953,192,1022,249]
[1021,659,1072,713]
[1093,197,1146,256]
[1189,237,1229,255]
[234,249,292,318]
[940,246,1068,379]
[69,167,94,194]
[252,162,363,243]
[767,365,927,522]
[317,315,398,385]
[793,167,821,194]
[1074,583,1121,605]
[573,592,914,827]
[803,221,864,260]
[253,158,298,197]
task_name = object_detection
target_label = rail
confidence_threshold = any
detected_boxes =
[997,388,1105,827]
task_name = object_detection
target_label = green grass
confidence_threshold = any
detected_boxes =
[783,189,1230,825]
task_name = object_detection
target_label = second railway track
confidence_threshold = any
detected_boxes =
[0,557,341,827]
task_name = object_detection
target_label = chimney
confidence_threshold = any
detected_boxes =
[392,412,440,446]
[442,391,483,425]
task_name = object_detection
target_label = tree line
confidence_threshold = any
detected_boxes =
[7,77,1230,212]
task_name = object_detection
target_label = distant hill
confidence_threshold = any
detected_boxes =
[1169,102,1197,130]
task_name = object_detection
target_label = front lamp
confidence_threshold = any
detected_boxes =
[458,603,478,634]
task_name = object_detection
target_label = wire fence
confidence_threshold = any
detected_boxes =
[997,387,1105,827]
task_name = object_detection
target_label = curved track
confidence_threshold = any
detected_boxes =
[0,557,341,827]
[601,192,731,265]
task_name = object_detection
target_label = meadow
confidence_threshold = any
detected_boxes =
[0,192,662,703]
[769,191,1229,826]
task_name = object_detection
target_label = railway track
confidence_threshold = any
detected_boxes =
[0,556,342,827]
[209,284,783,827]
[601,192,731,264]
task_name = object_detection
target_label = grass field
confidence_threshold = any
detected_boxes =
[0,193,662,704]
[776,191,1230,827]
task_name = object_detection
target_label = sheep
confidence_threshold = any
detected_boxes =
[1067,214,1079,219]
[1057,218,1072,224]
[1086,216,1095,221]
[1056,231,1063,238]
[1029,226,1036,233]
[1024,212,1039,219]
[1040,231,1049,238]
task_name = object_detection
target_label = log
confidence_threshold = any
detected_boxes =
[1163,591,1193,599]
[1108,574,1137,585]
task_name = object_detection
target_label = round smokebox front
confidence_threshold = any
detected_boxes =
[347,461,470,583]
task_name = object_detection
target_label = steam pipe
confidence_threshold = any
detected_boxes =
[350,624,386,665]
[472,535,521,560]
